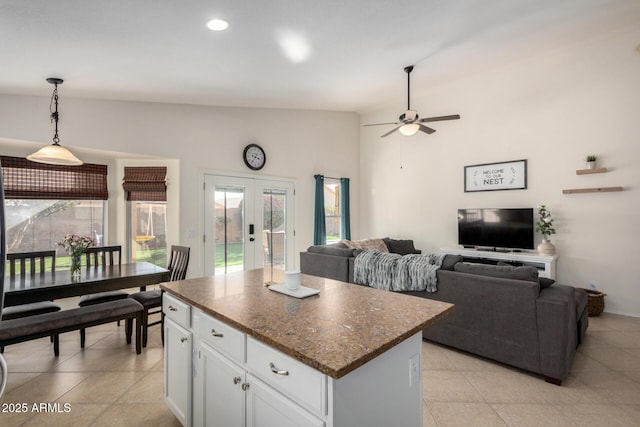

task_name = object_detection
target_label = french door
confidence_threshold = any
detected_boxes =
[203,174,295,276]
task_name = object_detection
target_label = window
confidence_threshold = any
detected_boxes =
[123,166,167,267]
[314,175,350,245]
[128,201,167,267]
[1,156,108,269]
[324,178,341,243]
[4,200,105,268]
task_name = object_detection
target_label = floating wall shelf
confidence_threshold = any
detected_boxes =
[562,186,623,194]
[576,167,607,175]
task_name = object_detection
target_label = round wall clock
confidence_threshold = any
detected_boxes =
[243,144,266,170]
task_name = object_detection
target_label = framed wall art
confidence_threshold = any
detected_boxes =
[464,159,527,192]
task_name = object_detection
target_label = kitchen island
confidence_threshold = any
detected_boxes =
[161,268,453,427]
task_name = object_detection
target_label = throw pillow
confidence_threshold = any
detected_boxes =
[539,277,556,289]
[441,254,463,271]
[382,238,421,255]
[454,262,539,282]
[342,238,389,253]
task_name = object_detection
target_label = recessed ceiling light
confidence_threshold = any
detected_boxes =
[207,19,229,31]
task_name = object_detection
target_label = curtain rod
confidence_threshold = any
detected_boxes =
[316,175,344,180]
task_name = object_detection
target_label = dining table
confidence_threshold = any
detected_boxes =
[3,261,170,307]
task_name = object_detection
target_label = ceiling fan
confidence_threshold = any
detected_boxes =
[364,65,460,137]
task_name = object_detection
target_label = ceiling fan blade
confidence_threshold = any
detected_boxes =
[418,124,436,135]
[381,126,402,138]
[419,114,461,123]
[363,122,400,127]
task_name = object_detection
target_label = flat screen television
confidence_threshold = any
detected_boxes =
[458,208,534,250]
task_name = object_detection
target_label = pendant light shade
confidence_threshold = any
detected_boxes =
[27,143,83,165]
[27,78,83,166]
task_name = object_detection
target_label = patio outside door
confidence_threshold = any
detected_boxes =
[203,174,294,276]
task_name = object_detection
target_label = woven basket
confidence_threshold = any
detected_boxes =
[581,289,606,316]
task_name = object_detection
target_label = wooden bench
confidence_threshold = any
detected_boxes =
[0,299,144,356]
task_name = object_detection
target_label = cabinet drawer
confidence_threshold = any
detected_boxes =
[163,293,190,329]
[199,312,246,364]
[247,336,326,416]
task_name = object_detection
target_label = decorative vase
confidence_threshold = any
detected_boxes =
[70,252,82,277]
[537,238,556,256]
[586,161,596,169]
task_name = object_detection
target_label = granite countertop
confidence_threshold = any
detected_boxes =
[160,269,453,379]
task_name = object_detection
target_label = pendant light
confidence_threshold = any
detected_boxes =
[27,78,83,166]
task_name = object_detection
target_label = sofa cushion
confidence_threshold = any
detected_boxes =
[342,238,389,252]
[307,244,356,257]
[454,262,539,282]
[441,254,463,271]
[382,238,421,255]
[498,261,553,288]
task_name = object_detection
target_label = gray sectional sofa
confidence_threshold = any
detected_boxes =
[300,240,588,385]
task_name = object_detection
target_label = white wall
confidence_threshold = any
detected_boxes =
[0,97,360,277]
[360,27,640,316]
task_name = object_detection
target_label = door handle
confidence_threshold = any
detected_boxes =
[249,224,255,234]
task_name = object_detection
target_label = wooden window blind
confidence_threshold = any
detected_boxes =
[0,156,108,200]
[122,166,167,201]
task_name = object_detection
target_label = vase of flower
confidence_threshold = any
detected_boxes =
[535,205,556,256]
[70,252,82,277]
[58,234,96,277]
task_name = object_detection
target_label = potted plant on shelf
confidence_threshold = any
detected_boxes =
[586,154,597,169]
[535,205,556,256]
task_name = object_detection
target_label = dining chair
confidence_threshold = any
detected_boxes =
[129,245,190,347]
[77,246,128,343]
[78,246,128,306]
[2,251,60,353]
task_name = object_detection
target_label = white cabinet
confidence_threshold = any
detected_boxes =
[199,341,246,427]
[165,295,424,427]
[193,310,323,427]
[246,374,325,427]
[164,318,192,426]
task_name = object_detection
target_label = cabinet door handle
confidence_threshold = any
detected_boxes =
[269,362,289,376]
[242,383,250,391]
[211,329,224,338]
[180,337,188,343]
[233,376,242,385]
[168,305,178,312]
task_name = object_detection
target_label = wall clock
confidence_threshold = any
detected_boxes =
[243,143,266,170]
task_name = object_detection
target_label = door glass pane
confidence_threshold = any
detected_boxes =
[262,189,286,269]
[129,201,167,267]
[215,186,245,275]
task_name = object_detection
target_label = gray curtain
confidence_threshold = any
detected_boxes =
[313,175,326,245]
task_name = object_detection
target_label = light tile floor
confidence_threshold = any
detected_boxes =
[1,312,639,426]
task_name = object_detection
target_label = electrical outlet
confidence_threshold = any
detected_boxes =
[589,281,597,290]
[409,354,420,387]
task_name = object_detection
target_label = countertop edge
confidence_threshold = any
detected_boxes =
[161,285,454,379]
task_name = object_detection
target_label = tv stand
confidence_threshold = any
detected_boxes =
[441,247,557,279]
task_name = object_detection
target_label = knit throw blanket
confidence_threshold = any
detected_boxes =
[354,251,445,292]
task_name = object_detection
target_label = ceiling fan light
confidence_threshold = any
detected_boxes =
[27,144,83,166]
[206,18,229,31]
[399,123,420,136]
